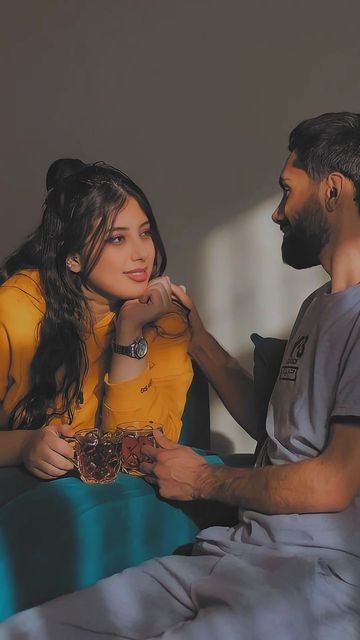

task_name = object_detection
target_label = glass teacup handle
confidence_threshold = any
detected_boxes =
[62,436,80,470]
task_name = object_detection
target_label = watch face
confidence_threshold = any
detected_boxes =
[135,337,148,358]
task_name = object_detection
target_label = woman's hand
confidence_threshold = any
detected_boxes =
[21,423,76,480]
[116,276,173,340]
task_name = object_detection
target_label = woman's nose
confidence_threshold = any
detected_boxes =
[130,238,147,261]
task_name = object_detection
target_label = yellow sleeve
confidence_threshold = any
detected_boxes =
[0,283,42,426]
[0,320,10,402]
[102,308,193,442]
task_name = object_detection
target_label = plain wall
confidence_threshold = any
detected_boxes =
[1,0,360,451]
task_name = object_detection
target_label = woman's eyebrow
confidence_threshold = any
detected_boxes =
[111,221,150,231]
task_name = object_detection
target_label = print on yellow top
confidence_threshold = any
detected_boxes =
[0,271,193,441]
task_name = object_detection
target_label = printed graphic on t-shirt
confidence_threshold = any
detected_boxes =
[279,366,298,381]
[279,335,308,382]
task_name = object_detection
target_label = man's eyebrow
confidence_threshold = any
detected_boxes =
[111,221,150,231]
[279,176,291,188]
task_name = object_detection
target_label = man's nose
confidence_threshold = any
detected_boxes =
[272,203,283,225]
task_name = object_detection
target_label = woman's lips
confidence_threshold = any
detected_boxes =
[124,270,148,282]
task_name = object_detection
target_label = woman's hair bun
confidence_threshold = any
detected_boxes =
[46,158,85,191]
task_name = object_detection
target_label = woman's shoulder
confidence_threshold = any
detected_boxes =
[0,270,45,317]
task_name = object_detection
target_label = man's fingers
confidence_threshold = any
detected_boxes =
[141,434,179,462]
[140,437,176,460]
[153,431,179,449]
[141,444,161,459]
[170,284,192,311]
[144,475,158,485]
[139,461,155,475]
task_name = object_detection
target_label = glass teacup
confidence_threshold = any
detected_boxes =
[66,428,122,484]
[116,421,163,476]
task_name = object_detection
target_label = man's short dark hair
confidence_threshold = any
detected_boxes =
[289,112,360,210]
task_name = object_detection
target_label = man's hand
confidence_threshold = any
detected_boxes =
[171,283,258,437]
[170,284,205,354]
[140,432,210,501]
[21,423,76,480]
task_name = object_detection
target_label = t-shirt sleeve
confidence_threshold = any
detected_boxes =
[102,310,193,442]
[331,326,360,422]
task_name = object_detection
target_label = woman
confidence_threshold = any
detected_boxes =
[0,159,193,479]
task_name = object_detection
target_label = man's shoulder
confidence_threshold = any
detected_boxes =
[304,281,330,303]
[295,282,330,319]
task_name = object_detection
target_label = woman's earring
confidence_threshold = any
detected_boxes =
[66,258,73,269]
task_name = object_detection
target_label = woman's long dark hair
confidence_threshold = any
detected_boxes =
[0,159,167,429]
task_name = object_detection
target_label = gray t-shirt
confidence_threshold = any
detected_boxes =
[266,281,360,465]
[199,283,360,586]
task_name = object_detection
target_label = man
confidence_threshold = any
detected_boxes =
[2,112,360,639]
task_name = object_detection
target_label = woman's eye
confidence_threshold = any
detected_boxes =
[141,229,152,238]
[109,235,125,244]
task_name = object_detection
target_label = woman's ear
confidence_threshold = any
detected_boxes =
[66,254,81,273]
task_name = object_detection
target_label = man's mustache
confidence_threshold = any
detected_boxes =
[280,216,291,232]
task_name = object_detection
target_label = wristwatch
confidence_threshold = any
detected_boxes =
[112,336,148,359]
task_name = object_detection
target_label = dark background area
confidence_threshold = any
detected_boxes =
[1,0,359,450]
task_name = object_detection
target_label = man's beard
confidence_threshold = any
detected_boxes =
[281,196,330,269]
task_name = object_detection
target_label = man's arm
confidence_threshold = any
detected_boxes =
[141,423,360,514]
[171,284,258,439]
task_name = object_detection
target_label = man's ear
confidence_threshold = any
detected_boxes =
[324,173,343,211]
[66,254,82,273]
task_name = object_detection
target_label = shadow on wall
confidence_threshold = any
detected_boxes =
[197,195,328,454]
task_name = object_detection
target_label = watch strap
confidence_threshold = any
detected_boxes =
[112,336,147,359]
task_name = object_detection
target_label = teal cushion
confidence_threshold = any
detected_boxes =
[0,449,222,621]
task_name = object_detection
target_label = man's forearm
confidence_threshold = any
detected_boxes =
[190,327,258,439]
[197,455,348,514]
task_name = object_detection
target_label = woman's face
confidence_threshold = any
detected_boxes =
[83,196,156,302]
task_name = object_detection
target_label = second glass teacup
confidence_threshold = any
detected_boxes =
[116,421,163,476]
[65,428,122,484]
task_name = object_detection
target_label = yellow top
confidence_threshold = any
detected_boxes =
[0,271,193,441]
